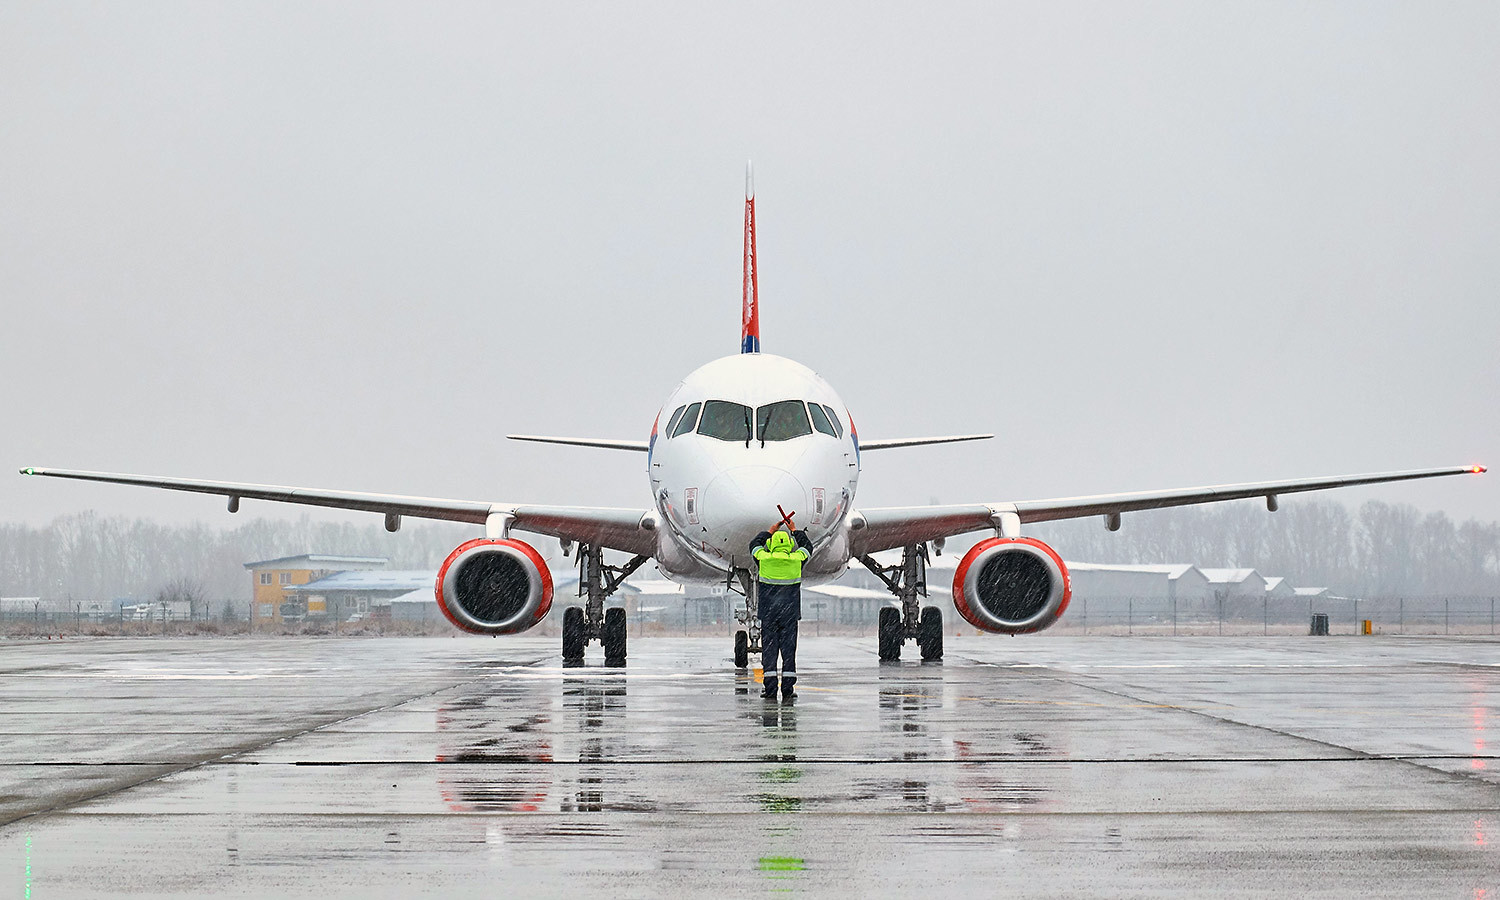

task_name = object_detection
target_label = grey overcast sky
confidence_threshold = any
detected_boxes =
[2,2,1496,530]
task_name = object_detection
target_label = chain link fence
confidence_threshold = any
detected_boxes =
[1054,595,1500,636]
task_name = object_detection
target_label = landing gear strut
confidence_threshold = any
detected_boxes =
[730,567,757,669]
[859,544,943,662]
[562,544,649,665]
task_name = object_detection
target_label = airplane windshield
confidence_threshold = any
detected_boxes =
[670,402,701,438]
[756,400,812,442]
[820,404,844,438]
[808,402,837,437]
[697,400,752,442]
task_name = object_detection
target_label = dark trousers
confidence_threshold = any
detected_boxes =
[761,617,798,677]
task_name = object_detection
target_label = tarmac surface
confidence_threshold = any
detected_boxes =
[1,634,1498,897]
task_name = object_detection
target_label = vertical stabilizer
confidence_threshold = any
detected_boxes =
[741,161,760,353]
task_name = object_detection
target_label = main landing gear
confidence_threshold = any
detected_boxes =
[562,544,649,666]
[859,544,943,662]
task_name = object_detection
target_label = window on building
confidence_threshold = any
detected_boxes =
[808,402,837,437]
[258,604,274,619]
[279,572,291,585]
[756,400,812,442]
[696,400,752,442]
[259,573,272,585]
[670,402,701,438]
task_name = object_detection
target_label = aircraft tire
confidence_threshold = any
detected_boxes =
[734,630,749,668]
[562,606,585,660]
[878,607,902,661]
[603,606,627,666]
[919,606,943,661]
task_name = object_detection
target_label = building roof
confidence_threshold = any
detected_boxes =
[1200,568,1260,584]
[388,588,434,605]
[1264,576,1284,590]
[806,584,895,601]
[1293,586,1330,597]
[243,554,389,570]
[1065,562,1200,580]
[286,570,436,593]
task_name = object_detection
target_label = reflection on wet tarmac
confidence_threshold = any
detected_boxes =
[11,637,1499,895]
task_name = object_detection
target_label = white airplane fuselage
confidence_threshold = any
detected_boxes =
[647,353,858,585]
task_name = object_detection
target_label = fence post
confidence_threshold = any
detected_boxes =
[1491,597,1495,636]
[1263,597,1268,636]
[1082,598,1088,635]
[1445,598,1450,635]
[1173,597,1178,637]
[1399,598,1403,635]
[1353,599,1358,637]
[1128,598,1133,635]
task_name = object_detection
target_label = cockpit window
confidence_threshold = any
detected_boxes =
[808,402,837,437]
[670,402,701,438]
[820,404,844,438]
[663,405,687,439]
[696,400,752,442]
[756,400,812,442]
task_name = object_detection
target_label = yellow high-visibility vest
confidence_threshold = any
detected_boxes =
[753,545,808,584]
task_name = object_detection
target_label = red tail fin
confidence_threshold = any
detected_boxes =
[742,162,760,354]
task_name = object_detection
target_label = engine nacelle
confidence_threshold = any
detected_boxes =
[952,537,1071,634]
[435,538,553,634]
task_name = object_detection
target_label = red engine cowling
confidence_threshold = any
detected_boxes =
[435,538,553,634]
[952,537,1071,634]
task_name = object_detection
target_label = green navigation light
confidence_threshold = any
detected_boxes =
[758,856,805,872]
[21,468,36,475]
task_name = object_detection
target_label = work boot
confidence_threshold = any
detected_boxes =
[761,675,778,699]
[781,675,797,701]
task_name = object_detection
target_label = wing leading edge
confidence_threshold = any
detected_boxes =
[849,465,1486,556]
[18,467,657,556]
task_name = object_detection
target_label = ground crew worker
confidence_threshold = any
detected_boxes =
[749,527,812,700]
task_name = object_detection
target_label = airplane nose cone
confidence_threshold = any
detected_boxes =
[701,465,808,556]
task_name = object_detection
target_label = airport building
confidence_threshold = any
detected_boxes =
[240,551,1327,632]
[244,554,388,625]
[282,570,439,623]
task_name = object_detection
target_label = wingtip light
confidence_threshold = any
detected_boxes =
[20,467,35,476]
[1472,465,1487,474]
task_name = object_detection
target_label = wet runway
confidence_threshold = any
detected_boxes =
[2,634,1498,897]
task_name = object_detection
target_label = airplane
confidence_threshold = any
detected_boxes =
[19,165,1486,666]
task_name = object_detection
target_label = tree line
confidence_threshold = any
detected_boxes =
[1,498,1497,604]
[0,513,476,604]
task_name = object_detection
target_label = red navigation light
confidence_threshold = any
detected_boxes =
[1472,466,1488,474]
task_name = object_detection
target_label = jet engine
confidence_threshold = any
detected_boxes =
[951,537,1071,634]
[435,538,553,634]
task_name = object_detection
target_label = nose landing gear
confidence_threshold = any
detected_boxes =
[860,544,943,662]
[730,567,758,669]
[561,544,649,665]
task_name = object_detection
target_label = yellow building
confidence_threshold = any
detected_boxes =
[244,555,388,625]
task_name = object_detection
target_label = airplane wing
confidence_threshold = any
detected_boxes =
[18,467,657,555]
[857,434,993,451]
[507,435,650,452]
[848,465,1486,556]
